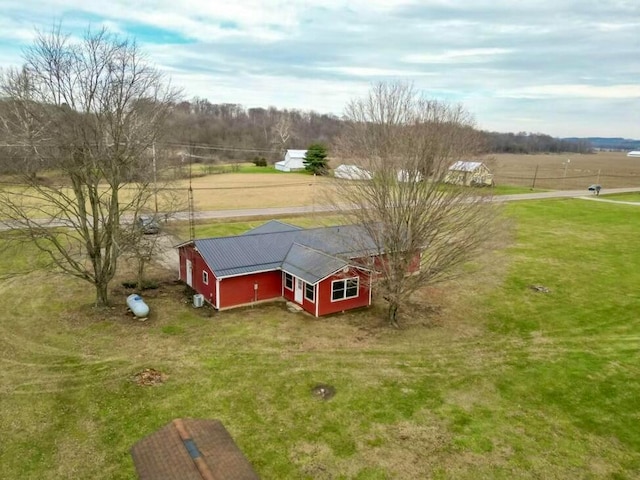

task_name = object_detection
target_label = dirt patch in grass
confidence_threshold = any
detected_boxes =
[311,384,336,400]
[132,368,167,386]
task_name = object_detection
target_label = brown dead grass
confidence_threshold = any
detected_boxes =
[488,151,640,189]
[172,172,333,210]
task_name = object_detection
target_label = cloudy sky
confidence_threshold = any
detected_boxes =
[1,1,639,138]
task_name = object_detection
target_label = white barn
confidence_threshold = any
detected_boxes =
[334,164,373,180]
[275,149,307,172]
[445,161,494,186]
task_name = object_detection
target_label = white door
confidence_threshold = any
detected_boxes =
[186,259,193,287]
[294,278,303,304]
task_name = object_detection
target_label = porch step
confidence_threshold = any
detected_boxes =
[286,302,304,313]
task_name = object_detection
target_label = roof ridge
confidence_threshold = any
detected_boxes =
[291,241,345,262]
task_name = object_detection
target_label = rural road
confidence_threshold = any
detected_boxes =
[2,186,639,233]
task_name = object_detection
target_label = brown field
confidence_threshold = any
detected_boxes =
[179,152,640,211]
[2,153,639,218]
[486,151,640,190]
[173,172,332,211]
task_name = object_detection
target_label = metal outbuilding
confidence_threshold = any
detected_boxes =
[445,161,494,186]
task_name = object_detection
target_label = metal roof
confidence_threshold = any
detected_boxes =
[194,230,299,278]
[286,149,307,159]
[193,223,377,280]
[244,220,302,235]
[449,161,485,172]
[282,243,348,284]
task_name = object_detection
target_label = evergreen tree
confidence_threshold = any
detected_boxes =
[303,143,329,175]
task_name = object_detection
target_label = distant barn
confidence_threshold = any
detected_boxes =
[334,164,372,180]
[275,149,307,172]
[445,161,494,187]
[627,151,640,158]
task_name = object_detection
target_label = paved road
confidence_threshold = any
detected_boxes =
[2,186,639,232]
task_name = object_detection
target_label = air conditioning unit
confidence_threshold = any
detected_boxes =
[193,294,205,308]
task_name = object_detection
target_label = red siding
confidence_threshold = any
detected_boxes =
[219,271,282,309]
[283,273,295,302]
[178,245,217,306]
[178,246,373,316]
[316,268,371,316]
[359,252,420,276]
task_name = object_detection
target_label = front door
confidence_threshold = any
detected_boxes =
[294,278,303,304]
[186,259,193,287]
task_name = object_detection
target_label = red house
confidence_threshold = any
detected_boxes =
[176,220,379,317]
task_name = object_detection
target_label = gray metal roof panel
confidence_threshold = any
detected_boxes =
[243,220,302,235]
[282,244,347,284]
[296,225,379,257]
[194,230,299,277]
[193,222,377,278]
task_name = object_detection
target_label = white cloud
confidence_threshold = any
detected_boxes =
[499,84,640,100]
[1,0,639,137]
[403,48,514,64]
[317,66,436,77]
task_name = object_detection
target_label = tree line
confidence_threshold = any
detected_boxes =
[0,97,593,175]
[162,100,593,159]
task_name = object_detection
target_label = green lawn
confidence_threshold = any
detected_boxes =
[600,192,640,202]
[1,199,639,478]
[490,184,548,195]
[168,214,342,239]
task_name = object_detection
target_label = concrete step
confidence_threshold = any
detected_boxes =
[286,301,303,312]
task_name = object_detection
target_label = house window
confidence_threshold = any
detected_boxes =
[305,283,315,302]
[284,273,293,290]
[202,271,209,285]
[331,278,359,301]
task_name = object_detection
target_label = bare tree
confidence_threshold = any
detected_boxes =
[119,186,186,289]
[332,82,498,327]
[0,26,180,307]
[271,112,293,158]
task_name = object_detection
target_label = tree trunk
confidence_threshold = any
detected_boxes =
[137,259,146,289]
[95,280,110,308]
[387,302,400,329]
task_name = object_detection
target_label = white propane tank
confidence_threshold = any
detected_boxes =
[127,294,150,318]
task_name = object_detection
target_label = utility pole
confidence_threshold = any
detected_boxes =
[312,173,316,217]
[531,164,539,190]
[562,158,570,189]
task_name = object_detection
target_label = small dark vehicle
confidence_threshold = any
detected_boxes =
[137,215,160,234]
[588,184,602,195]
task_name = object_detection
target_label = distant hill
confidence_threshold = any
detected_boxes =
[563,137,640,151]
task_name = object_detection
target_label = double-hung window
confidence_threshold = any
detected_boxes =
[331,278,359,301]
[284,273,293,290]
[304,283,315,302]
[202,271,209,285]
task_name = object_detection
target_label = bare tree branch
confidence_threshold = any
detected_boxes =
[0,26,181,307]
[330,82,500,327]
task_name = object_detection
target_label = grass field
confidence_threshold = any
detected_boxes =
[1,198,639,479]
[600,192,640,203]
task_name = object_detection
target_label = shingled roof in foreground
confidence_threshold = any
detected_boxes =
[131,418,259,480]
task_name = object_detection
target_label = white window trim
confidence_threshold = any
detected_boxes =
[202,270,209,285]
[304,282,315,303]
[284,272,293,291]
[330,277,359,302]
